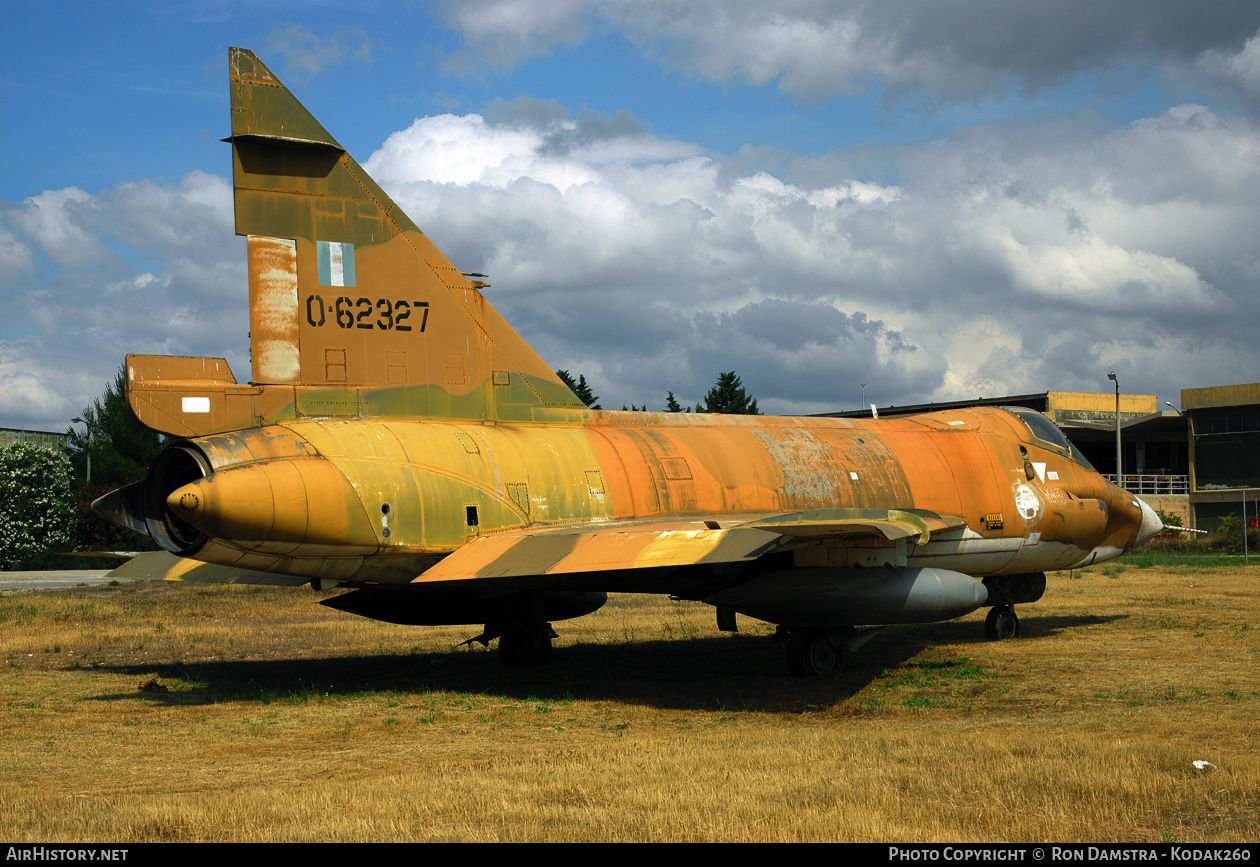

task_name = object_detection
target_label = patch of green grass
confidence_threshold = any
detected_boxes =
[1119,551,1251,569]
[864,657,995,710]
[0,603,41,625]
[0,600,100,625]
[880,669,931,689]
[256,682,332,706]
[526,696,554,713]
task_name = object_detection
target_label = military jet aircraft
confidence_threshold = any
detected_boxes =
[94,47,1163,675]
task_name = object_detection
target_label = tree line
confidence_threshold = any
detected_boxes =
[557,369,760,415]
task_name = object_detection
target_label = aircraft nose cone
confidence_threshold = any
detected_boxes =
[1134,497,1163,548]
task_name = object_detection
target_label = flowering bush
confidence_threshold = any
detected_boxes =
[0,442,75,569]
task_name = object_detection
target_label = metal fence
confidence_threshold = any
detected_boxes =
[1103,473,1189,495]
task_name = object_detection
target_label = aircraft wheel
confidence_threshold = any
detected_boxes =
[498,626,554,666]
[985,605,1020,640]
[786,629,840,676]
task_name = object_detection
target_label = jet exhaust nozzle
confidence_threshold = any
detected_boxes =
[91,444,212,556]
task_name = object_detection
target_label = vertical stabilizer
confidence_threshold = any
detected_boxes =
[227,47,582,423]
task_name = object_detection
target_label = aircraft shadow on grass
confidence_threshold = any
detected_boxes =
[84,613,1124,714]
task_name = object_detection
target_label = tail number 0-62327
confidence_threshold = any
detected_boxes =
[305,296,429,332]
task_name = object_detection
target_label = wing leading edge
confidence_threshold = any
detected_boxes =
[409,508,967,585]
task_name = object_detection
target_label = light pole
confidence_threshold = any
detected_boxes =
[1107,372,1121,488]
[71,417,91,484]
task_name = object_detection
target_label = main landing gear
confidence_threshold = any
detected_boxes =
[781,626,884,676]
[785,629,843,676]
[984,604,1020,640]
[497,623,557,666]
[458,592,562,666]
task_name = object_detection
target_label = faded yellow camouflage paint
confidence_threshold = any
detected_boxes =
[150,404,1141,588]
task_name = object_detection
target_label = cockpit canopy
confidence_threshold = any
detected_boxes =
[1004,407,1096,470]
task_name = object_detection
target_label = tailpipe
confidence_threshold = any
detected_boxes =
[91,444,212,556]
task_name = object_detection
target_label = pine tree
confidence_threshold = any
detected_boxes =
[696,371,761,415]
[665,391,684,413]
[556,370,601,409]
[65,365,166,486]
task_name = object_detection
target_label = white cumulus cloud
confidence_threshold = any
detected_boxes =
[4,97,1258,428]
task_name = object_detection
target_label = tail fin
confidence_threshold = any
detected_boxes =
[128,47,582,437]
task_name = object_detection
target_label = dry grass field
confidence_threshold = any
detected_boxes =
[1,557,1257,842]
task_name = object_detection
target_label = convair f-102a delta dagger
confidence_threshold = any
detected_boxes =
[94,48,1163,675]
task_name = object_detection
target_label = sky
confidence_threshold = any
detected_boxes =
[3,1,1260,431]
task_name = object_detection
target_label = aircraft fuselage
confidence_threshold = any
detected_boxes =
[144,405,1153,591]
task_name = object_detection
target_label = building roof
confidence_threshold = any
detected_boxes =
[1181,382,1260,411]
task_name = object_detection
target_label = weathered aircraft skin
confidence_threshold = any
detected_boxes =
[94,48,1163,674]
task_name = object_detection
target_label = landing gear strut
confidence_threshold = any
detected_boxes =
[497,624,557,666]
[984,604,1020,640]
[458,593,561,666]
